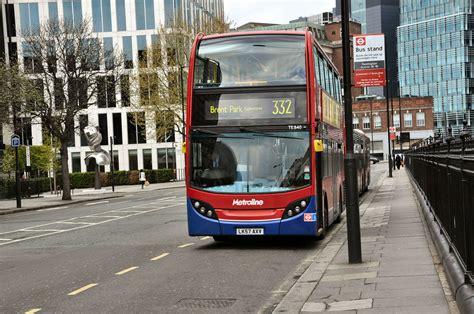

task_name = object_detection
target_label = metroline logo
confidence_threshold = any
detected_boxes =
[355,37,366,46]
[232,199,264,206]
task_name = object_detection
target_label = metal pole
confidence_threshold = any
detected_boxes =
[15,146,21,208]
[370,98,374,154]
[342,0,362,264]
[180,65,185,142]
[384,39,393,178]
[399,93,403,152]
[110,136,115,192]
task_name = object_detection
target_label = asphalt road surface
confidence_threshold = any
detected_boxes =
[0,163,386,313]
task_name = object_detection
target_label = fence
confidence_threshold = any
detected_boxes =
[406,136,474,283]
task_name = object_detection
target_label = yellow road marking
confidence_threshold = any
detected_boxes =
[68,283,98,296]
[178,243,194,248]
[25,309,41,314]
[200,236,211,240]
[115,266,139,275]
[151,253,170,261]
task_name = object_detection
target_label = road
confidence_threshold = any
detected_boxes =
[0,163,386,313]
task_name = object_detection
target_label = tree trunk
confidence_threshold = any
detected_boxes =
[60,144,71,200]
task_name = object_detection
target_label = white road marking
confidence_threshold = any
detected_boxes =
[0,238,13,241]
[38,206,68,212]
[110,210,143,213]
[200,236,211,240]
[25,309,42,314]
[68,283,98,296]
[178,243,194,248]
[151,253,170,261]
[60,221,93,225]
[85,201,109,206]
[88,215,122,218]
[115,266,139,275]
[22,229,62,232]
[0,203,179,246]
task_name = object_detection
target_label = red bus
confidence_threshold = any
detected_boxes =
[185,31,348,240]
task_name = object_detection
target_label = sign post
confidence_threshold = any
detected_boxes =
[11,134,21,208]
[353,33,392,177]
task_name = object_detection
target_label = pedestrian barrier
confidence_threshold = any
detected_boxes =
[406,134,473,284]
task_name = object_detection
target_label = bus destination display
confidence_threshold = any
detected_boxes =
[205,97,296,120]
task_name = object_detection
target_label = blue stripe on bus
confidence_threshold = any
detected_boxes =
[187,196,319,236]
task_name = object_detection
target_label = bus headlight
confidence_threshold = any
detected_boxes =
[190,199,218,220]
[282,198,310,219]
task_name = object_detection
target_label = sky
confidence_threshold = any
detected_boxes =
[223,0,337,28]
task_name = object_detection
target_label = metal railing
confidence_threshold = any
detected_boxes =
[406,134,474,283]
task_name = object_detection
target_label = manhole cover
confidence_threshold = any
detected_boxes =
[177,298,236,309]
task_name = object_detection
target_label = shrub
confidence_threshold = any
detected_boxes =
[128,170,139,185]
[113,171,129,185]
[69,172,96,189]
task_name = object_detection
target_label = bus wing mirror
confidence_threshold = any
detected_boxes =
[182,142,186,154]
[314,140,324,152]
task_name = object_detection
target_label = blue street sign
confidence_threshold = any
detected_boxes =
[11,134,21,148]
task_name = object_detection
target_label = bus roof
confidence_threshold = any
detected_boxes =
[201,30,308,41]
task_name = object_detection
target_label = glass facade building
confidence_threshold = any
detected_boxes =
[398,0,474,134]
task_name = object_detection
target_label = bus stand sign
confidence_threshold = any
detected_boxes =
[11,134,21,148]
[353,34,386,88]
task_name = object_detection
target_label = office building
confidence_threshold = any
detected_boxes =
[1,0,224,177]
[398,0,473,135]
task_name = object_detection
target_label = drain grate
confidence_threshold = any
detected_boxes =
[177,298,236,309]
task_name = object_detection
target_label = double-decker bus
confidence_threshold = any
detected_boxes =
[354,129,371,195]
[185,31,346,240]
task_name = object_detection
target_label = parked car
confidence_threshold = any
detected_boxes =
[370,156,379,164]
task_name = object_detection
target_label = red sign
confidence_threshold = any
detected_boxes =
[355,37,366,46]
[354,69,386,87]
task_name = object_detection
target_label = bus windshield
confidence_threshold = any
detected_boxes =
[190,130,311,193]
[194,35,306,88]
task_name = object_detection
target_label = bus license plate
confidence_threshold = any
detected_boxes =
[236,228,264,235]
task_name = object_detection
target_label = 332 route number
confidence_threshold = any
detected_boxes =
[272,99,293,115]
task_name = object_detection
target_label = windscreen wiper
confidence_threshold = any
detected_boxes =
[239,127,304,140]
[193,128,251,139]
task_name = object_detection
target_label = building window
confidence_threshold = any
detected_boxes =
[120,74,130,106]
[98,113,108,145]
[112,150,119,171]
[63,0,83,26]
[157,148,176,169]
[92,0,112,32]
[128,149,138,170]
[127,112,146,144]
[404,112,413,127]
[135,0,155,30]
[79,114,88,146]
[103,37,114,70]
[416,112,425,126]
[68,77,88,107]
[143,149,152,169]
[19,3,39,34]
[374,115,381,129]
[116,0,127,31]
[72,152,81,172]
[6,4,16,38]
[122,36,133,68]
[352,117,359,129]
[112,112,123,144]
[23,43,43,74]
[48,2,58,20]
[393,113,400,128]
[164,0,176,27]
[137,35,147,67]
[363,116,370,129]
[15,117,32,145]
[97,75,116,108]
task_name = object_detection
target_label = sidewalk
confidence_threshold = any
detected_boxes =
[275,168,458,313]
[0,180,185,215]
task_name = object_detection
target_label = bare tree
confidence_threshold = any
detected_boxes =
[21,19,123,200]
[0,63,38,126]
[132,16,230,141]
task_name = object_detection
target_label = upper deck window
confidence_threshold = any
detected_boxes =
[194,35,306,88]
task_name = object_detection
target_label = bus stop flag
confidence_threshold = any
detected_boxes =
[353,34,386,88]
